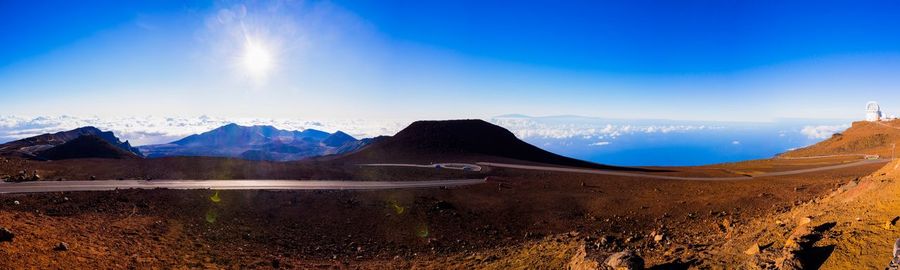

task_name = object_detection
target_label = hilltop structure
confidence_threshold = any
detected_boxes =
[867,101,883,122]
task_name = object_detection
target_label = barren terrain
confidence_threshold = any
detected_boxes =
[0,157,886,269]
[2,120,898,269]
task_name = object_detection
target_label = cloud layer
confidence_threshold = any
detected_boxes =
[489,117,719,140]
[800,124,850,139]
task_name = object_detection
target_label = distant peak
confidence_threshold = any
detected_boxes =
[323,130,357,147]
[71,126,102,132]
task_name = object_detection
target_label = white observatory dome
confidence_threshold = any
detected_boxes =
[866,101,882,122]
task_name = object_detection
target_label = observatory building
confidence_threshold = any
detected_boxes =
[866,101,882,122]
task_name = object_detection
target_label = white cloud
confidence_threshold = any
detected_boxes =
[490,117,720,140]
[0,115,410,146]
[801,124,849,139]
[589,141,611,146]
[731,140,741,145]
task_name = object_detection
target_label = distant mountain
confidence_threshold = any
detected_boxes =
[332,119,647,171]
[0,126,142,158]
[323,131,356,147]
[36,135,140,160]
[139,124,367,161]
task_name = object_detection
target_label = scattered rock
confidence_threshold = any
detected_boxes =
[0,227,14,243]
[5,170,41,182]
[13,201,19,205]
[722,218,731,229]
[798,216,812,226]
[783,225,812,252]
[884,216,900,230]
[653,234,664,243]
[775,253,803,270]
[603,250,644,270]
[54,242,69,251]
[744,243,760,255]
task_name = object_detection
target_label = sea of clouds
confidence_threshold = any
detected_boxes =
[800,124,851,139]
[489,116,721,141]
[0,115,851,149]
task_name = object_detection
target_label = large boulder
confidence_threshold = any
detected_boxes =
[604,250,644,270]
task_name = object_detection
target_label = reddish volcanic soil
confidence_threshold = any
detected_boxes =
[1,119,896,268]
[783,120,900,158]
[0,159,885,269]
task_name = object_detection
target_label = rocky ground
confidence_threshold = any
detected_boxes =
[706,159,900,269]
[0,158,885,269]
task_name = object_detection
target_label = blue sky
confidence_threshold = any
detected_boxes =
[2,0,900,121]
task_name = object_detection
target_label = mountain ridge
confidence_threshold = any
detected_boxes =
[139,124,365,161]
[0,126,142,158]
[35,135,140,160]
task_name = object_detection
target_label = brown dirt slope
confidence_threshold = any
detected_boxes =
[711,159,900,269]
[0,159,883,269]
[782,120,900,158]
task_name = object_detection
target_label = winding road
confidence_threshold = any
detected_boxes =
[0,157,890,194]
[478,159,890,180]
[0,179,487,194]
[363,158,890,181]
[359,163,483,171]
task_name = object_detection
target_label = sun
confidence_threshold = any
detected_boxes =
[241,37,274,80]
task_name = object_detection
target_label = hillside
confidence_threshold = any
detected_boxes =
[781,120,900,158]
[35,135,140,160]
[0,126,141,158]
[334,119,647,170]
[709,159,900,269]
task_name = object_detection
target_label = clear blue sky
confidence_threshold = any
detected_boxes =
[2,0,900,121]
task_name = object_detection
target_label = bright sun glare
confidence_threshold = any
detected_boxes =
[242,37,274,80]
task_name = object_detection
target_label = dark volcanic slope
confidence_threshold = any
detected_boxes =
[139,124,366,161]
[0,126,141,158]
[336,119,649,171]
[323,131,356,147]
[35,135,140,160]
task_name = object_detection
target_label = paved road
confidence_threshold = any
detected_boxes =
[2,158,888,194]
[360,163,483,171]
[477,159,890,181]
[775,154,878,160]
[0,179,487,194]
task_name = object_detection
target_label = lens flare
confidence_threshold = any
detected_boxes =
[210,191,222,203]
[205,209,218,223]
[416,224,429,238]
[388,200,405,214]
